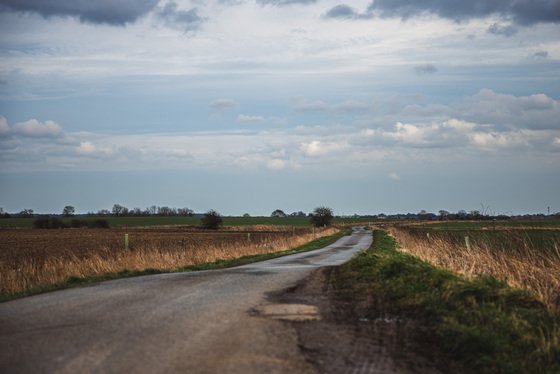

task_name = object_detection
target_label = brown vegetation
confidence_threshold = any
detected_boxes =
[387,225,560,312]
[0,225,338,295]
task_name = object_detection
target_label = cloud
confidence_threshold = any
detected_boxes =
[208,114,222,122]
[209,99,239,110]
[403,89,560,131]
[257,0,318,6]
[366,0,560,26]
[0,80,7,85]
[323,4,372,20]
[292,98,373,113]
[267,159,286,170]
[168,148,192,158]
[334,100,373,113]
[0,116,9,137]
[389,172,401,180]
[487,23,518,37]
[12,119,63,138]
[414,64,438,75]
[531,51,549,59]
[75,141,115,158]
[300,140,346,156]
[237,114,265,123]
[293,100,328,112]
[154,2,205,33]
[0,0,159,26]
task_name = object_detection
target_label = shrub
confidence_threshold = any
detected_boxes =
[70,219,88,228]
[309,206,334,227]
[33,216,66,229]
[91,219,110,228]
[201,209,223,230]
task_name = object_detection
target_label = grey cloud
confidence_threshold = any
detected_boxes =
[292,98,373,113]
[0,80,7,85]
[155,2,205,33]
[293,100,328,112]
[531,51,549,59]
[257,0,317,6]
[487,23,518,36]
[334,100,373,113]
[209,99,239,110]
[403,89,560,131]
[0,0,159,26]
[414,64,438,75]
[323,4,372,20]
[366,0,560,26]
[237,114,265,123]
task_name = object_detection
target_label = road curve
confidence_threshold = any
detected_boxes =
[0,227,372,374]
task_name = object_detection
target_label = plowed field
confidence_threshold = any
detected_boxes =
[0,226,334,294]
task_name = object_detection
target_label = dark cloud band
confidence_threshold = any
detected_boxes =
[367,0,560,26]
[0,0,160,26]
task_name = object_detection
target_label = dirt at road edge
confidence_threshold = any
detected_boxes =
[271,267,464,374]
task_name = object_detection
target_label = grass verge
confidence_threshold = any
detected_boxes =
[1,227,352,302]
[335,230,560,374]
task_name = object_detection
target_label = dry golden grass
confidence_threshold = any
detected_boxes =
[388,225,560,312]
[1,226,338,295]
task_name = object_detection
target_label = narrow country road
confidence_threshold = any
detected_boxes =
[0,227,372,374]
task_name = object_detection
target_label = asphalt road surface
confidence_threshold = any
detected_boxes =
[0,227,372,374]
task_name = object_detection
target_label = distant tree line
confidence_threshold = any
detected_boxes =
[2,205,560,220]
[88,204,195,218]
[270,209,308,218]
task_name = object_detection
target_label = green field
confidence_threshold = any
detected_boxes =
[0,216,380,228]
[418,218,560,229]
[336,230,560,374]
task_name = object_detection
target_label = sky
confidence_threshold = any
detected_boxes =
[0,0,559,217]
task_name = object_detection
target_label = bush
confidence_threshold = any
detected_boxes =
[201,209,223,230]
[32,217,109,229]
[33,216,66,229]
[309,206,334,227]
[70,219,88,228]
[91,219,110,228]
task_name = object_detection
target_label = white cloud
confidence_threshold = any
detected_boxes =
[401,89,560,131]
[168,148,191,158]
[75,141,115,158]
[300,140,347,156]
[389,172,401,180]
[12,119,63,138]
[267,159,286,170]
[0,116,9,137]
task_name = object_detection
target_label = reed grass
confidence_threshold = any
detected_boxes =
[0,226,338,296]
[388,225,560,312]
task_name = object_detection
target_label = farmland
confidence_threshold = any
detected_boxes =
[0,225,339,296]
[0,216,377,228]
[386,219,560,312]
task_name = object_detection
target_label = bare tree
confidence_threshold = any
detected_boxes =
[112,204,125,217]
[309,206,333,227]
[19,209,34,218]
[178,207,194,217]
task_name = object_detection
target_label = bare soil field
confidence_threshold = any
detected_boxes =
[0,226,335,295]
